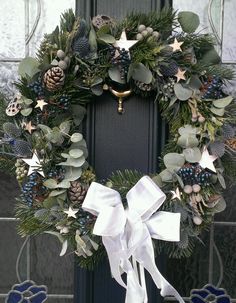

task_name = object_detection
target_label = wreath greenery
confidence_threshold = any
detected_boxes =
[1,9,236,269]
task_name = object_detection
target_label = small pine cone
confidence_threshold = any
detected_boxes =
[68,181,88,205]
[73,37,90,58]
[226,138,236,151]
[43,67,65,91]
[160,61,178,77]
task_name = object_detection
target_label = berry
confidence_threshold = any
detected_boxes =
[28,80,44,97]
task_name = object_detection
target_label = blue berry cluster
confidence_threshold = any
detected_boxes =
[47,167,65,181]
[58,95,71,110]
[21,172,46,206]
[202,77,224,99]
[28,81,44,97]
[77,210,94,235]
[110,46,131,80]
[178,164,212,186]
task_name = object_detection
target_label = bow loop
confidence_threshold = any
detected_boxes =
[126,176,166,222]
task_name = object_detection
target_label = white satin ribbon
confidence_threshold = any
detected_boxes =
[82,176,184,303]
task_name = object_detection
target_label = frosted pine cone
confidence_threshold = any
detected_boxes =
[43,67,65,91]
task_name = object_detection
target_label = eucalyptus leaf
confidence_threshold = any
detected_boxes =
[178,11,200,33]
[43,179,58,189]
[60,240,68,257]
[98,34,116,44]
[129,63,152,84]
[49,189,67,197]
[71,133,83,143]
[217,170,226,189]
[71,105,86,126]
[43,197,58,209]
[183,147,201,163]
[91,77,103,86]
[59,156,86,167]
[174,83,192,101]
[48,129,64,144]
[200,47,221,65]
[21,108,33,116]
[18,57,40,78]
[91,84,103,96]
[213,96,233,108]
[210,106,225,116]
[34,209,48,219]
[108,66,125,84]
[177,134,199,148]
[56,180,71,188]
[61,153,70,158]
[164,153,185,169]
[213,196,226,213]
[69,149,84,158]
[152,174,163,187]
[89,23,98,53]
[188,75,202,90]
[179,125,198,136]
[64,166,82,181]
[38,124,52,135]
[97,24,111,36]
[59,121,71,134]
[22,97,33,105]
[159,169,173,182]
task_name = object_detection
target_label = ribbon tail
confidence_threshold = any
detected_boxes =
[133,233,184,303]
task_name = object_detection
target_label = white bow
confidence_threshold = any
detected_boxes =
[82,176,184,303]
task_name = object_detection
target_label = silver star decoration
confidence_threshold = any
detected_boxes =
[170,187,181,201]
[114,30,138,53]
[64,206,79,219]
[199,146,218,173]
[22,152,45,177]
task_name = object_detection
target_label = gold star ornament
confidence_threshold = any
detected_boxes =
[199,146,218,173]
[174,68,186,82]
[169,38,183,52]
[35,99,48,111]
[24,121,36,134]
[64,206,79,219]
[22,152,45,177]
[114,30,138,53]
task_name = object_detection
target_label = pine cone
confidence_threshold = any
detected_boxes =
[43,67,65,91]
[226,138,236,151]
[68,181,88,205]
[160,61,178,77]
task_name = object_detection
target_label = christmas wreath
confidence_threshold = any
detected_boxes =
[1,9,235,273]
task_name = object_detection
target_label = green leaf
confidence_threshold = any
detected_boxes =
[21,97,33,105]
[177,134,199,148]
[89,23,98,53]
[188,75,202,90]
[49,189,66,197]
[43,197,58,209]
[213,96,233,108]
[21,108,33,116]
[18,57,40,78]
[91,85,103,96]
[56,180,71,188]
[59,121,71,134]
[129,63,152,84]
[178,11,200,33]
[59,156,86,167]
[108,66,125,84]
[152,174,163,187]
[38,124,52,135]
[183,147,201,163]
[98,34,116,44]
[164,153,185,169]
[64,166,82,181]
[200,47,221,65]
[69,149,84,158]
[43,179,58,189]
[179,125,198,136]
[97,24,111,36]
[71,105,86,126]
[210,106,225,116]
[216,170,226,189]
[159,169,173,182]
[34,209,48,219]
[174,83,192,101]
[71,133,83,143]
[213,196,226,213]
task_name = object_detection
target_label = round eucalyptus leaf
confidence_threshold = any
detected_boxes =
[213,96,233,108]
[178,11,200,33]
[69,149,84,158]
[174,83,193,100]
[71,133,83,143]
[183,147,201,163]
[108,66,126,84]
[18,57,40,78]
[177,134,199,148]
[130,63,153,84]
[164,153,185,169]
[21,107,33,116]
[210,106,225,116]
[159,169,173,182]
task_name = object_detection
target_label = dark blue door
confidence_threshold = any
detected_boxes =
[74,1,172,302]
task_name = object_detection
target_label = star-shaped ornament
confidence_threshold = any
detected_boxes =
[22,152,45,177]
[114,30,138,53]
[35,99,48,111]
[169,38,183,52]
[64,206,79,219]
[24,121,36,134]
[199,146,218,173]
[174,68,186,82]
[170,187,182,201]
